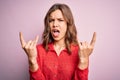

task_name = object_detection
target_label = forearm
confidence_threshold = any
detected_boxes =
[28,57,39,72]
[28,57,45,80]
[78,57,89,70]
[74,60,88,80]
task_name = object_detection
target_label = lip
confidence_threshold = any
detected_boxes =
[51,29,60,37]
[52,29,60,32]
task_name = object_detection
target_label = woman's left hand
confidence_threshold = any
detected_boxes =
[78,32,96,69]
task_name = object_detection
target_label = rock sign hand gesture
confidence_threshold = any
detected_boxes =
[78,32,96,69]
[19,32,39,71]
[19,32,39,59]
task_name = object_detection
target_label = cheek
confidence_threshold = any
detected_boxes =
[61,25,67,34]
[64,24,67,31]
[49,24,53,31]
[49,23,52,28]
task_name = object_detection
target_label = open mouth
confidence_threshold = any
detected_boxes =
[52,29,60,37]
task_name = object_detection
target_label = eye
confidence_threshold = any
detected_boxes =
[49,19,54,22]
[58,19,64,22]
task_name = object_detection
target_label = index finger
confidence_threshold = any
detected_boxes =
[90,32,96,47]
[33,35,39,45]
[19,32,26,48]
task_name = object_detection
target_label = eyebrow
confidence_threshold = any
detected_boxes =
[49,16,64,20]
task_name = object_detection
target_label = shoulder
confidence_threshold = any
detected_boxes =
[71,44,79,51]
[37,44,44,49]
[36,44,46,59]
[36,44,46,53]
[36,43,53,52]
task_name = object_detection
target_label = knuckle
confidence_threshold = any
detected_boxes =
[29,47,33,50]
[89,46,93,49]
[24,46,29,50]
[22,46,25,49]
[21,44,25,49]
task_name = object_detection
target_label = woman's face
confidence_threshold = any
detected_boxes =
[49,9,67,42]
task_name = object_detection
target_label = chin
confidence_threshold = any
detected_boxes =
[53,38,60,41]
[53,37,65,42]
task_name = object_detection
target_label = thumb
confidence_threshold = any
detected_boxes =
[35,35,39,44]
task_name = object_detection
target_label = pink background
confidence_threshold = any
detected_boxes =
[0,0,120,80]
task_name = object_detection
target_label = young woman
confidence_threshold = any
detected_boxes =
[19,3,96,80]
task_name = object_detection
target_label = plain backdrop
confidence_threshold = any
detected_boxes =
[0,0,120,80]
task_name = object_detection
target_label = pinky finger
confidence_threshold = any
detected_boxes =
[33,36,39,47]
[79,42,83,50]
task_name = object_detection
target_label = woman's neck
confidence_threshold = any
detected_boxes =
[53,40,66,56]
[54,41,65,47]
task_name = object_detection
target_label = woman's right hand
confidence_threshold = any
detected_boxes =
[19,32,39,71]
[19,32,39,59]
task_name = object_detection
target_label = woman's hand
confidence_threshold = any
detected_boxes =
[78,32,96,69]
[19,32,39,59]
[19,32,39,71]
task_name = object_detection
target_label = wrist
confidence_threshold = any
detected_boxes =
[80,57,89,63]
[28,57,37,65]
[28,57,38,72]
[78,57,89,70]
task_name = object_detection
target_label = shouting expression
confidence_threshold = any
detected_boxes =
[49,9,67,42]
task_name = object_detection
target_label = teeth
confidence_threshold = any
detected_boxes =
[53,30,59,33]
[52,29,60,37]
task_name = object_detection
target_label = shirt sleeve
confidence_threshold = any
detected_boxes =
[29,68,45,80]
[74,67,88,80]
[29,45,45,80]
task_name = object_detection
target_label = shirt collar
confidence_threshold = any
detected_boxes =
[48,42,67,52]
[48,43,54,51]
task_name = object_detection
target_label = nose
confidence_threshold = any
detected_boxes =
[53,20,58,27]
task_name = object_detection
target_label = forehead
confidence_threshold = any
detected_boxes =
[50,9,64,18]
